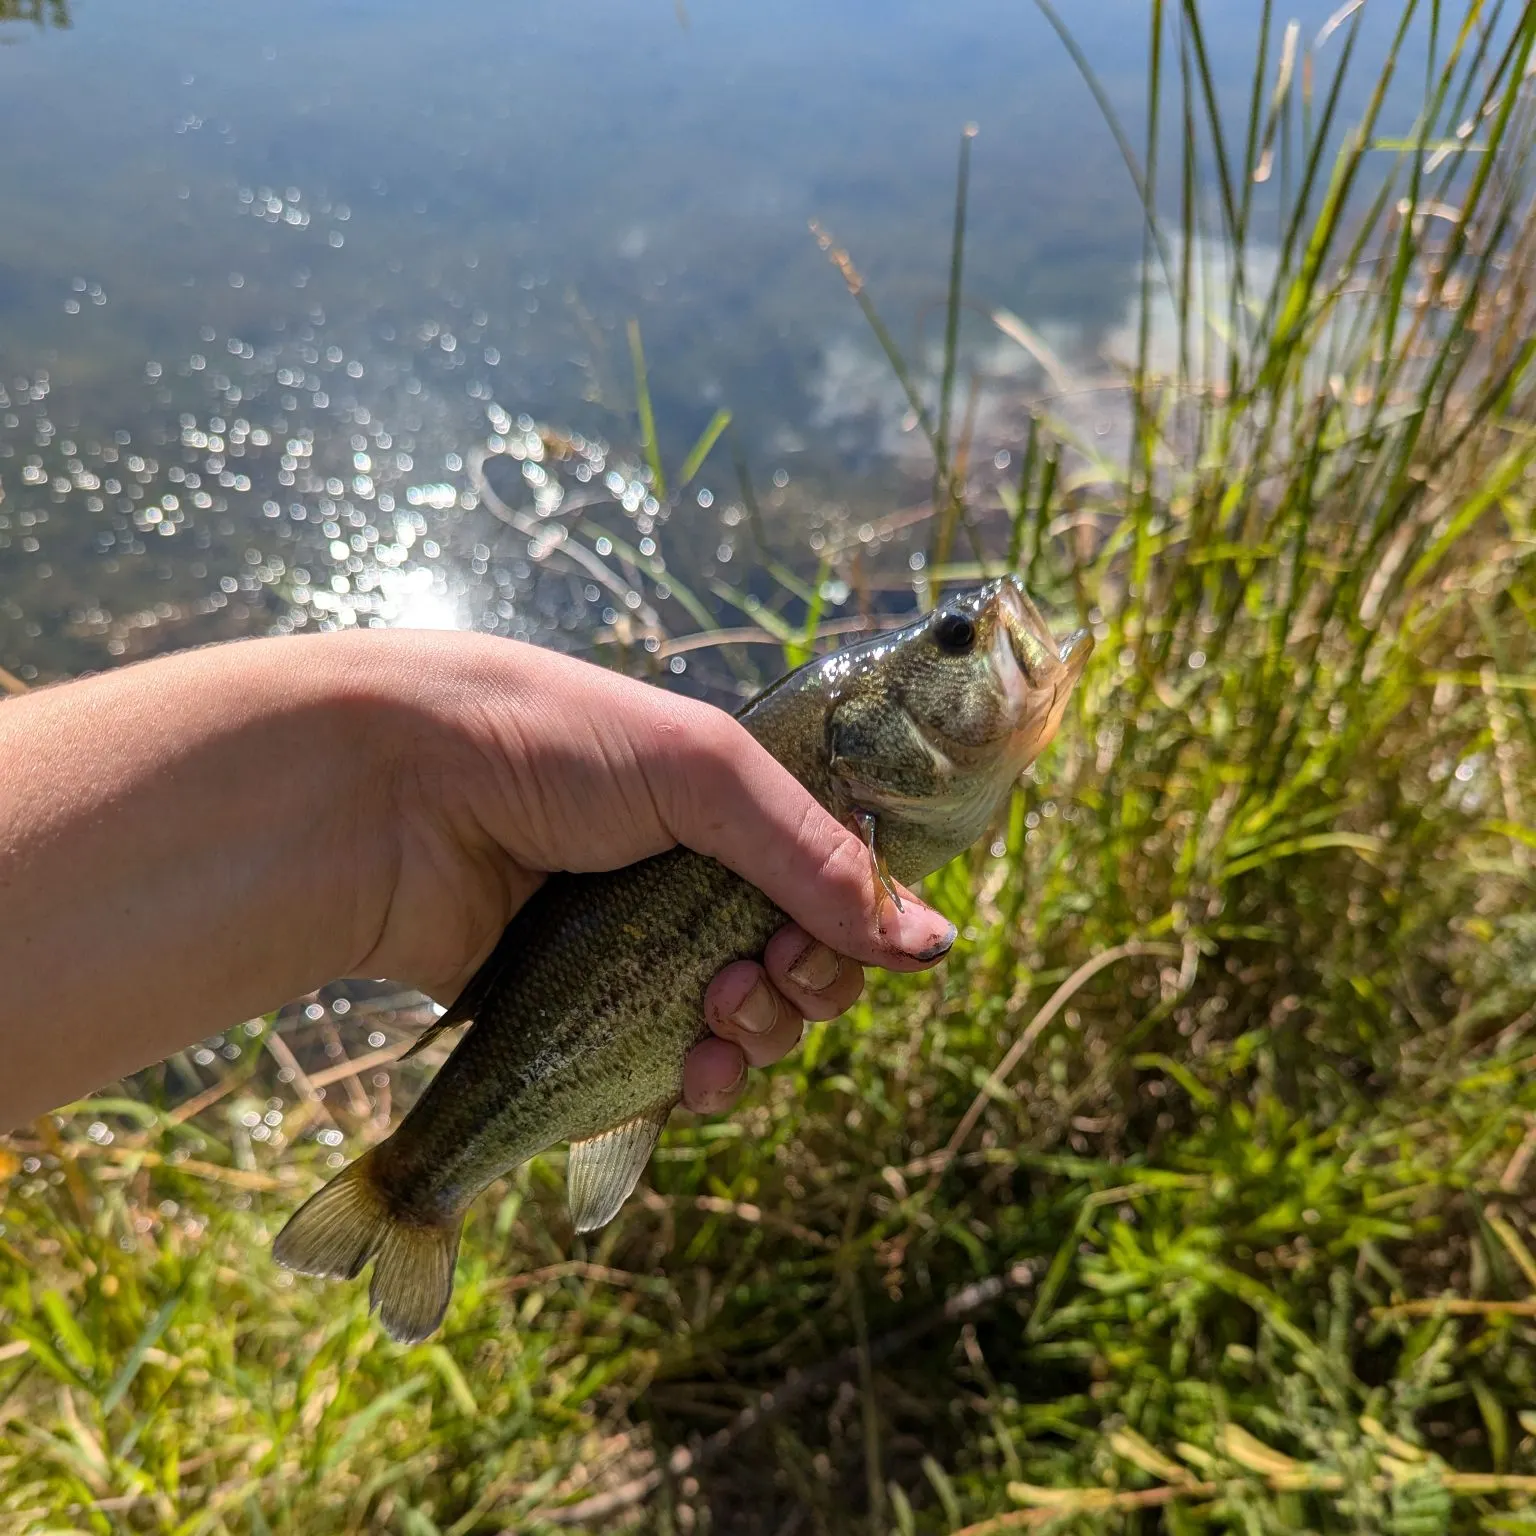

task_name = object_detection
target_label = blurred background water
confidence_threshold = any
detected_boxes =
[0,0,1427,686]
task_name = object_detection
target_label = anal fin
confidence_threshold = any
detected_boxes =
[567,1105,671,1233]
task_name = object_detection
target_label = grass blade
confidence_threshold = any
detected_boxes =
[101,1293,181,1417]
[627,318,667,498]
[934,124,977,520]
[811,219,937,451]
[677,407,731,490]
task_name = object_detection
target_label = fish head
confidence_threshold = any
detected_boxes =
[825,575,1092,858]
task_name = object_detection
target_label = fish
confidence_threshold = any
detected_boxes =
[271,575,1093,1343]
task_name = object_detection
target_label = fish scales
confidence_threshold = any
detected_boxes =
[272,576,1093,1343]
[377,852,780,1222]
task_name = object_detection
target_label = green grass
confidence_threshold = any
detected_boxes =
[6,4,1536,1532]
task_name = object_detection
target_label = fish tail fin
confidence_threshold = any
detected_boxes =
[272,1152,391,1281]
[272,1150,464,1345]
[368,1214,463,1346]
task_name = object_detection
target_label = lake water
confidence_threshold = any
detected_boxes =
[0,0,1429,692]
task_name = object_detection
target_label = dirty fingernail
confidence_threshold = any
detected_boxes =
[786,941,842,993]
[730,979,780,1035]
[885,904,957,962]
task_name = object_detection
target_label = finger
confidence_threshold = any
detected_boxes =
[704,961,806,1068]
[762,924,865,1021]
[681,1036,748,1114]
[643,706,957,970]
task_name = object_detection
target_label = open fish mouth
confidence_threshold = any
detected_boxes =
[998,573,1093,686]
[1056,626,1094,681]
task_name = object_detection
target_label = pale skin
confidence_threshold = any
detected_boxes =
[0,630,958,1132]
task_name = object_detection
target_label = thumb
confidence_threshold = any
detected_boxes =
[644,704,958,971]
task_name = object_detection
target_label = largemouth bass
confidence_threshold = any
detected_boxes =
[273,576,1091,1342]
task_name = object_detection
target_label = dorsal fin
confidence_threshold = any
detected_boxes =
[567,1105,672,1233]
[400,917,526,1059]
[398,1019,455,1061]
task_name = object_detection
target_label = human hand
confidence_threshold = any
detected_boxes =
[353,631,958,1114]
[687,924,868,1115]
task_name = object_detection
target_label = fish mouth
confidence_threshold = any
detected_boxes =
[998,573,1091,686]
[1057,626,1094,682]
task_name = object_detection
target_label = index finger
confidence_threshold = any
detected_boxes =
[642,707,957,970]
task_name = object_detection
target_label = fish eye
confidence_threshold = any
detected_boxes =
[933,608,977,655]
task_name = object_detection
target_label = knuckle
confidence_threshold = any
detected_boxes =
[704,961,762,1027]
[763,923,810,972]
[691,706,747,773]
[679,710,751,837]
[642,705,735,839]
[807,830,873,936]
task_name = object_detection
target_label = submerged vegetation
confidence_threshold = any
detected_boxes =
[0,1,70,30]
[5,3,1536,1531]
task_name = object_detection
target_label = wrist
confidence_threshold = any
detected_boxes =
[194,631,410,986]
[306,628,539,996]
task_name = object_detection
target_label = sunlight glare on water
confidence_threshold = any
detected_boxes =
[0,0,1431,689]
[382,569,462,633]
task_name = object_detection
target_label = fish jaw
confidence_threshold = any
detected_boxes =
[1056,625,1094,682]
[995,575,1094,770]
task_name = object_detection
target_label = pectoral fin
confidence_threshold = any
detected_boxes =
[567,1105,671,1233]
[851,807,904,913]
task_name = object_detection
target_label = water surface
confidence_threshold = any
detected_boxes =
[0,0,1429,687]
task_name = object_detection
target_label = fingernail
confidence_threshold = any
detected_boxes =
[786,940,842,993]
[730,979,779,1035]
[883,904,958,962]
